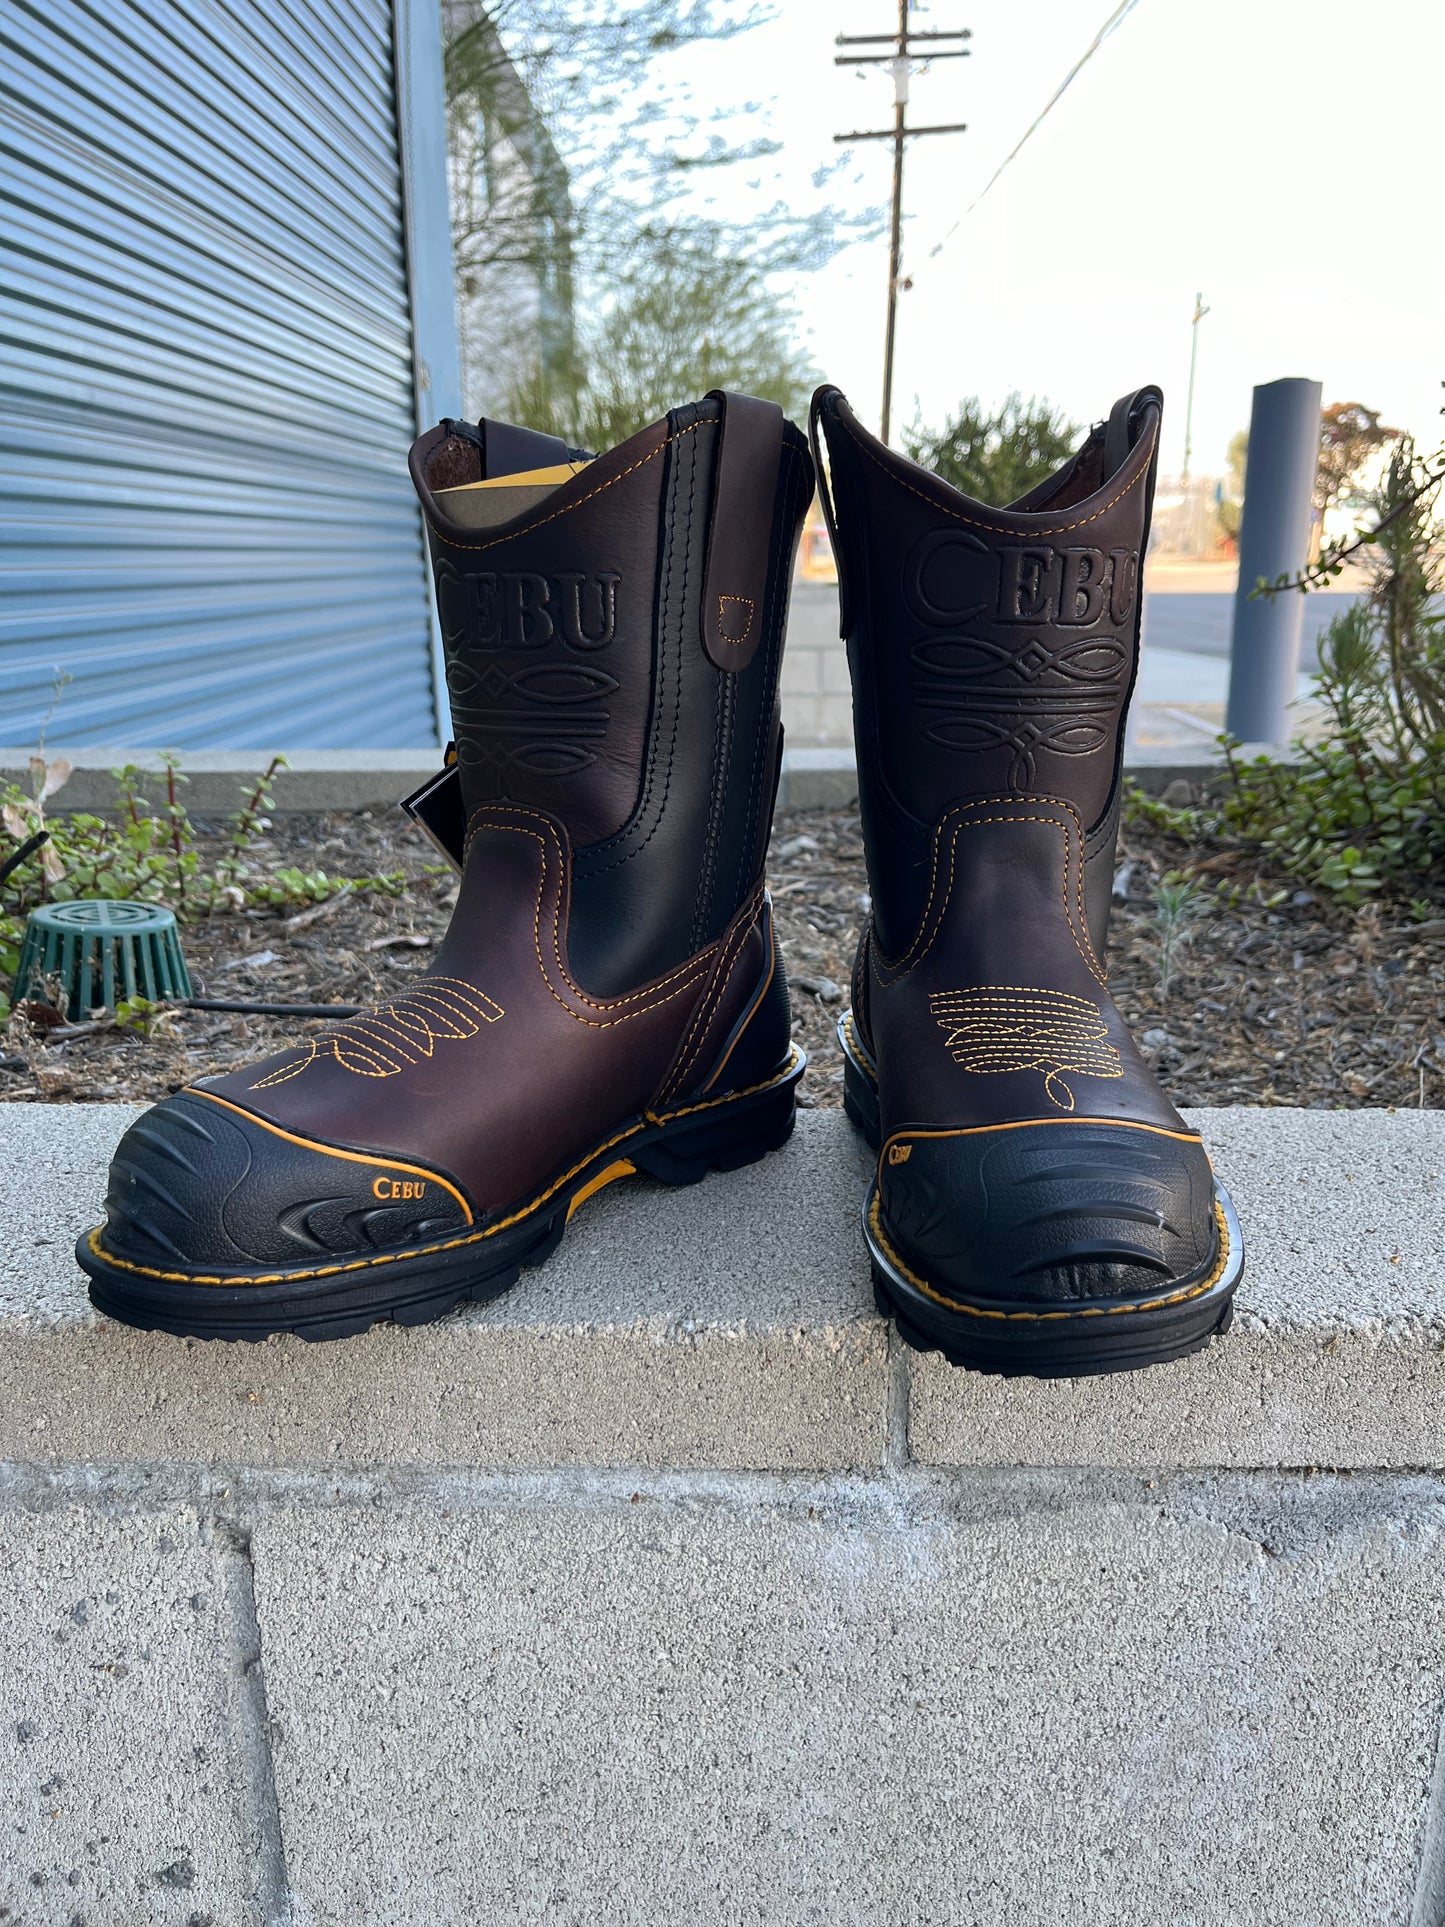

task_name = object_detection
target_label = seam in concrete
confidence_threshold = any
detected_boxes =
[209,1517,294,1927]
[4,1462,1445,1547]
[885,1326,910,1470]
[1411,1685,1445,1927]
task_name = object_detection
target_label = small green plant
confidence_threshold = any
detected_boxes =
[1153,874,1202,998]
[1,753,403,1009]
[1130,432,1445,905]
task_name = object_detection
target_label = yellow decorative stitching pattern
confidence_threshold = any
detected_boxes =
[870,1191,1230,1322]
[251,978,504,1087]
[873,794,1105,988]
[717,594,755,643]
[841,411,1158,539]
[86,1047,803,1289]
[660,893,764,1102]
[460,805,712,1028]
[929,985,1122,1112]
[424,423,698,552]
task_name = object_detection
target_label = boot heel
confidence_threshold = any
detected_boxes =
[836,1010,882,1149]
[636,1050,804,1186]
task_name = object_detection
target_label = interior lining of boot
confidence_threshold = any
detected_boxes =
[425,435,484,491]
[1008,429,1107,513]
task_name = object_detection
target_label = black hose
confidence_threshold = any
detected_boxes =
[0,829,49,888]
[184,998,362,1018]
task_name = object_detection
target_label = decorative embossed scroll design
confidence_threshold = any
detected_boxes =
[909,631,1130,790]
[252,978,504,1087]
[902,528,1139,791]
[445,658,620,781]
[928,985,1123,1112]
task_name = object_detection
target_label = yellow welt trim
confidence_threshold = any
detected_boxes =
[869,1192,1231,1323]
[878,1117,1205,1171]
[565,1158,637,1222]
[193,1091,473,1223]
[88,1051,801,1290]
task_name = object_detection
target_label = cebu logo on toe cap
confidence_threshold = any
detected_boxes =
[930,985,1123,1112]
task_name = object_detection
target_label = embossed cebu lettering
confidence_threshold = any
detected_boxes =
[434,563,621,653]
[995,546,1138,627]
[903,534,1139,633]
[903,530,1139,787]
[372,1176,427,1200]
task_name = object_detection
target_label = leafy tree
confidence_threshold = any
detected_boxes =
[1217,427,1248,542]
[500,245,816,449]
[1314,401,1399,520]
[903,395,1083,506]
[444,0,858,424]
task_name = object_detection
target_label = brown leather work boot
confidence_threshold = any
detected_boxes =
[811,383,1243,1378]
[78,393,813,1339]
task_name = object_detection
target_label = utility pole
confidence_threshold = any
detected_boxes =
[1181,290,1209,484]
[835,5,971,444]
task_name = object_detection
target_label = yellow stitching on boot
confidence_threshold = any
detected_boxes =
[869,1190,1229,1322]
[87,1051,802,1289]
[251,979,504,1087]
[461,806,713,1024]
[928,986,1123,1111]
[662,893,765,1100]
[188,1092,474,1222]
[424,424,700,551]
[874,796,1105,987]
[841,413,1158,538]
[717,594,755,643]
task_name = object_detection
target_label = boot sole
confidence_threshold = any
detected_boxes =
[77,1046,805,1343]
[837,1012,1244,1380]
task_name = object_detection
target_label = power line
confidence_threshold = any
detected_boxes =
[925,0,1143,262]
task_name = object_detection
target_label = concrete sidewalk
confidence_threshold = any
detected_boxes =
[3,1102,1445,1922]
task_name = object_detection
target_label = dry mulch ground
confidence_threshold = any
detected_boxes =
[3,804,1443,1112]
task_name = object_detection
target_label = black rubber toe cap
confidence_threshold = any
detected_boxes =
[878,1122,1218,1306]
[98,1089,473,1274]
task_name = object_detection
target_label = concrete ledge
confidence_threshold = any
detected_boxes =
[7,1102,1445,1919]
[3,1106,886,1473]
[2,744,1291,816]
[0,748,444,817]
[4,1103,1445,1472]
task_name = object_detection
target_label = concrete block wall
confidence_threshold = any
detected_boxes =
[3,1102,1445,1922]
[780,583,854,746]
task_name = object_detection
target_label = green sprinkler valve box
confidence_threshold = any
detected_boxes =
[11,900,192,1021]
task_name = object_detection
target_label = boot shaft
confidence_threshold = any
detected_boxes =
[411,394,814,995]
[810,386,1161,959]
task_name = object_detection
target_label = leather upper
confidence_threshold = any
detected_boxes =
[100,395,812,1271]
[813,385,1158,958]
[816,383,1221,1305]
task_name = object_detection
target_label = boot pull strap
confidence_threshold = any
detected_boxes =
[807,389,851,639]
[701,391,785,672]
[1102,385,1163,480]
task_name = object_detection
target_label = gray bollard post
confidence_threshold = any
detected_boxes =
[1224,376,1323,743]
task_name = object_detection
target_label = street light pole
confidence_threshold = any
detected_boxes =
[1181,290,1209,484]
[835,8,971,444]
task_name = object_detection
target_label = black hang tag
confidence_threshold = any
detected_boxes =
[399,761,467,872]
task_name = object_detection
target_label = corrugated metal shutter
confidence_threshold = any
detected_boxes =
[1,0,442,747]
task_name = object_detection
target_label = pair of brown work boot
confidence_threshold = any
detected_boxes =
[78,384,1243,1379]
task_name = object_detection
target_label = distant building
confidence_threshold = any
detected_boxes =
[2,0,461,750]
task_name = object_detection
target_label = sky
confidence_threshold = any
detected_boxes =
[662,0,1443,477]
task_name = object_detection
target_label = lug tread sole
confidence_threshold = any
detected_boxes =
[837,1009,1244,1381]
[80,1051,804,1343]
